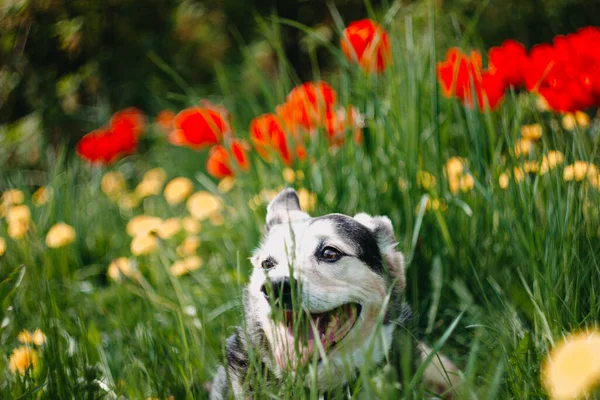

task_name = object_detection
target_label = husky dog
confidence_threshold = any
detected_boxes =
[211,188,458,399]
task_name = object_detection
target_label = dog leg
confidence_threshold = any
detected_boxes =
[419,342,460,399]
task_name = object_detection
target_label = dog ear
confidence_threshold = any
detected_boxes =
[354,213,405,289]
[265,188,310,232]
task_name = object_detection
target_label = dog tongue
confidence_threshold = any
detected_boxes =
[273,304,358,369]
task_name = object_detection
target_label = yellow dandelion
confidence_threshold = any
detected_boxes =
[564,161,598,182]
[2,189,25,207]
[523,161,539,174]
[176,236,201,257]
[448,176,460,195]
[9,346,38,375]
[298,188,317,212]
[130,233,158,256]
[117,192,140,211]
[575,111,590,128]
[107,257,137,282]
[135,178,163,199]
[520,123,542,141]
[209,212,224,226]
[513,167,525,183]
[296,170,305,180]
[126,215,162,237]
[499,173,510,189]
[540,151,565,175]
[562,112,590,131]
[445,157,464,178]
[282,168,296,184]
[46,223,76,248]
[0,237,5,256]
[187,191,222,220]
[217,176,235,194]
[143,167,167,184]
[164,177,193,205]
[17,330,33,344]
[459,174,475,192]
[536,96,550,111]
[417,171,437,190]
[170,255,203,276]
[8,221,29,239]
[6,204,31,224]
[101,171,127,198]
[542,329,600,400]
[182,217,201,234]
[32,186,52,206]
[32,329,46,346]
[157,218,181,239]
[514,138,534,157]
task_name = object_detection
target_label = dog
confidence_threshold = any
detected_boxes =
[211,188,459,399]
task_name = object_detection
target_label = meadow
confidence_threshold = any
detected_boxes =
[1,3,600,399]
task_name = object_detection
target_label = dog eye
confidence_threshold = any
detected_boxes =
[320,247,342,262]
[261,257,276,270]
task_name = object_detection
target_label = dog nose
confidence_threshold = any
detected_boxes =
[261,278,294,309]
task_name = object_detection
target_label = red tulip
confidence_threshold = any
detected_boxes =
[341,19,391,73]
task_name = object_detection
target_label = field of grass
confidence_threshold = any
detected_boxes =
[1,3,600,399]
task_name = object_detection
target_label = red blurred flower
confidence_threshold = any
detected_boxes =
[341,19,391,73]
[524,27,600,112]
[110,107,146,137]
[170,106,230,149]
[277,81,337,133]
[488,40,528,88]
[231,139,250,172]
[324,105,364,146]
[77,108,146,165]
[437,48,505,110]
[249,113,293,165]
[206,145,232,179]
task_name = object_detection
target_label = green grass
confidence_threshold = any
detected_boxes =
[2,3,600,399]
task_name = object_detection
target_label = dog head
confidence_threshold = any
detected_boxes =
[244,188,407,389]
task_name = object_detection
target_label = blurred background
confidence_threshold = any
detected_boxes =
[1,0,598,173]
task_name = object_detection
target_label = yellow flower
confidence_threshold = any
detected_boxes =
[0,237,5,256]
[536,96,550,111]
[296,170,305,180]
[32,186,52,206]
[542,329,600,400]
[562,111,590,131]
[540,151,565,175]
[118,193,140,211]
[17,330,33,344]
[164,177,193,205]
[523,161,539,174]
[6,204,31,224]
[520,123,542,141]
[187,191,222,221]
[445,157,464,178]
[217,177,235,194]
[107,257,137,282]
[19,329,46,346]
[182,217,201,234]
[8,221,29,239]
[130,233,158,256]
[101,171,127,198]
[46,223,76,248]
[2,189,25,207]
[259,189,278,203]
[499,173,510,189]
[563,161,598,182]
[282,168,296,184]
[176,236,201,257]
[513,167,525,183]
[32,329,46,346]
[170,256,203,276]
[126,215,162,237]
[514,138,533,157]
[417,170,437,190]
[157,218,181,239]
[209,212,224,226]
[9,346,38,375]
[459,173,475,192]
[135,168,167,199]
[144,167,167,184]
[298,188,317,212]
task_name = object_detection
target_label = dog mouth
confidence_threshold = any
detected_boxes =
[271,303,362,369]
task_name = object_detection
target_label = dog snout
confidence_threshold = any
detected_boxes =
[261,278,295,309]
